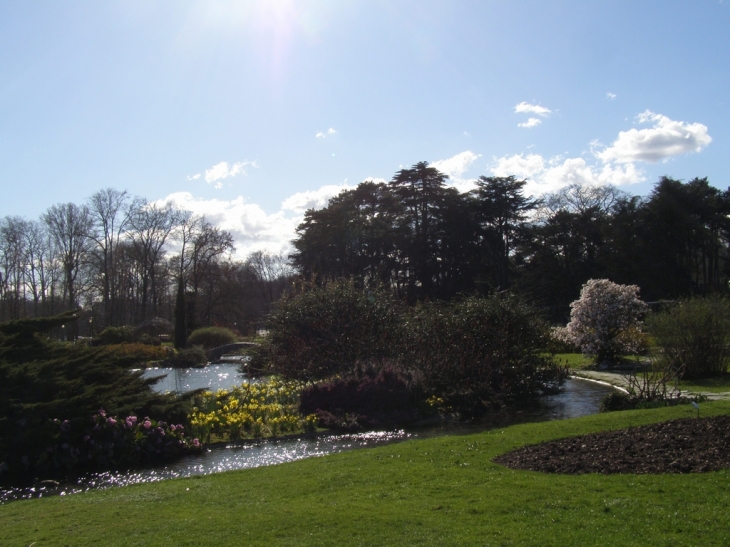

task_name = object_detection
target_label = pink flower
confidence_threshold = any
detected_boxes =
[143,419,152,429]
[192,438,200,447]
[107,417,117,426]
[98,408,106,417]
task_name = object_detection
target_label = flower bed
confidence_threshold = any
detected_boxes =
[189,378,318,442]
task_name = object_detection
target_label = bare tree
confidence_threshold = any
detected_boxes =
[127,200,180,322]
[245,251,295,313]
[87,188,138,326]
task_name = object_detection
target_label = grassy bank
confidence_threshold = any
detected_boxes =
[2,402,730,546]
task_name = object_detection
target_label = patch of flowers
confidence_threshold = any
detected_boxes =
[189,378,318,442]
[2,409,202,483]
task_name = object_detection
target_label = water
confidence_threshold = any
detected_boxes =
[142,363,253,394]
[0,378,615,504]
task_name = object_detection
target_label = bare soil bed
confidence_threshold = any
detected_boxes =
[494,414,730,474]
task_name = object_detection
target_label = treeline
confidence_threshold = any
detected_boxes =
[292,162,730,319]
[0,189,293,336]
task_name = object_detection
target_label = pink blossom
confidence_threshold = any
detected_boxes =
[192,438,200,447]
[98,408,106,417]
[143,419,152,429]
[107,417,117,426]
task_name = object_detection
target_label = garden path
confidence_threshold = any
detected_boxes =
[572,370,730,401]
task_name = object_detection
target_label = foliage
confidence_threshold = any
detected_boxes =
[554,279,648,363]
[96,325,137,345]
[253,279,403,381]
[100,342,171,363]
[299,365,426,430]
[7,409,202,483]
[165,345,208,368]
[0,312,194,484]
[188,378,317,442]
[187,326,237,349]
[402,294,567,417]
[647,296,730,379]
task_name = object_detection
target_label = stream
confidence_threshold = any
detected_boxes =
[0,372,615,504]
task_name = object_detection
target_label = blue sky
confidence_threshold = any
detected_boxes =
[1,0,728,256]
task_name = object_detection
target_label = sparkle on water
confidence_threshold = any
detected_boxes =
[0,377,615,504]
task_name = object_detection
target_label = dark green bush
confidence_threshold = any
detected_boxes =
[0,312,192,485]
[253,279,403,381]
[187,326,237,349]
[647,297,730,379]
[168,346,208,368]
[96,325,137,345]
[402,294,567,417]
[299,365,426,430]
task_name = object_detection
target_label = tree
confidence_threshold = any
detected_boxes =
[42,203,93,315]
[470,175,538,290]
[554,279,648,364]
[127,201,180,322]
[87,189,137,327]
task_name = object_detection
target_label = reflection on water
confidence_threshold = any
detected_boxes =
[0,378,614,504]
[142,363,255,393]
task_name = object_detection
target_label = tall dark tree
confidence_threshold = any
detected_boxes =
[470,176,538,290]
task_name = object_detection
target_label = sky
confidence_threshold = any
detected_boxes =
[1,0,728,257]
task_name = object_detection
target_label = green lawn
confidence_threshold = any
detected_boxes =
[2,402,730,546]
[554,352,594,369]
[679,374,730,393]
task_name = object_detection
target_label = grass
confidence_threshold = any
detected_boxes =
[554,352,594,369]
[2,402,730,546]
[679,374,730,393]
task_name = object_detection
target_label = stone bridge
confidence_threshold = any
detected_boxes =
[207,342,258,362]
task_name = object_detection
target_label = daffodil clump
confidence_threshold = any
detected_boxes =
[189,378,318,442]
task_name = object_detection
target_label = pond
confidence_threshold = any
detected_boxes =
[141,362,253,394]
[0,377,615,504]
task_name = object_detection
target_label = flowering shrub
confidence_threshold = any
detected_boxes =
[3,409,202,483]
[554,279,648,363]
[189,378,318,442]
[299,365,426,430]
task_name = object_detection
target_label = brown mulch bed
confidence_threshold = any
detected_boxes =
[494,415,730,474]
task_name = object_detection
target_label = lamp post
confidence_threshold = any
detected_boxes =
[61,324,65,342]
[89,316,94,337]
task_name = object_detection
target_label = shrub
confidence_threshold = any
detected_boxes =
[187,326,237,349]
[554,279,648,364]
[299,365,425,430]
[402,294,567,417]
[647,296,730,379]
[101,343,170,363]
[167,346,208,368]
[15,409,202,482]
[0,312,194,485]
[96,326,137,345]
[253,279,403,381]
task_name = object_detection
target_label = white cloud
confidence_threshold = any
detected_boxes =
[490,154,644,196]
[606,92,617,100]
[316,127,338,138]
[159,192,300,258]
[515,102,551,116]
[281,182,355,214]
[187,173,201,181]
[597,111,712,164]
[518,117,542,129]
[491,154,546,179]
[363,176,387,184]
[431,150,481,192]
[202,160,256,188]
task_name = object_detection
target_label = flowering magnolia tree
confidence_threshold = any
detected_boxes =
[554,279,648,363]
